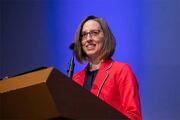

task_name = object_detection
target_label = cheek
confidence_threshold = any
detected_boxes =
[82,45,87,52]
[97,40,104,49]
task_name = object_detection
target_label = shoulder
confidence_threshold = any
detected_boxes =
[113,60,127,67]
[112,60,138,85]
[73,69,84,78]
[72,68,86,86]
[102,59,133,72]
[110,60,136,81]
[72,65,87,81]
[112,60,132,72]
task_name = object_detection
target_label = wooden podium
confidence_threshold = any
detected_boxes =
[0,67,129,119]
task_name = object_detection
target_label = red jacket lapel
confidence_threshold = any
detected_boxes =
[91,59,113,96]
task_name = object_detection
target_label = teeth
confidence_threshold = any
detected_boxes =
[87,44,95,46]
[87,44,95,49]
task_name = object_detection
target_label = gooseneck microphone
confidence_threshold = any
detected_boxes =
[67,43,75,79]
[69,42,75,50]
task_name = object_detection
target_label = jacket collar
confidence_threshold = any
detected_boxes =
[99,59,114,71]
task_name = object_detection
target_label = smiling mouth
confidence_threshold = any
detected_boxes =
[86,44,96,49]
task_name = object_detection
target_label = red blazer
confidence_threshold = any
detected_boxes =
[73,59,142,120]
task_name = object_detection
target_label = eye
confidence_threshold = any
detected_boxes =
[91,30,100,36]
[81,32,88,37]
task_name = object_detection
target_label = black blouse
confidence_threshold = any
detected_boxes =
[84,69,99,91]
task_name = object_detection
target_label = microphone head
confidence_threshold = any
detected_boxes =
[69,42,75,50]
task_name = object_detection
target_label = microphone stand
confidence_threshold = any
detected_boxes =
[67,43,75,79]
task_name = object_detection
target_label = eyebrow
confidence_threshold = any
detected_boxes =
[82,29,101,33]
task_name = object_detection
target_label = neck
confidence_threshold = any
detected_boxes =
[88,58,103,71]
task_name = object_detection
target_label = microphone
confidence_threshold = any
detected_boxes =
[67,42,75,79]
[69,42,75,50]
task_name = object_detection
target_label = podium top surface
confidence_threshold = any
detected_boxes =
[0,67,54,93]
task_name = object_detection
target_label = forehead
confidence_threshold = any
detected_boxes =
[82,20,101,32]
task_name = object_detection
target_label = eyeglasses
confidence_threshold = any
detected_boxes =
[81,29,102,40]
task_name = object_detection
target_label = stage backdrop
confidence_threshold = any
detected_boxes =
[0,0,180,119]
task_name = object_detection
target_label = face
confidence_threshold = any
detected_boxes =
[81,20,104,60]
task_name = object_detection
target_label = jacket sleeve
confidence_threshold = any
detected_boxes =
[118,64,142,120]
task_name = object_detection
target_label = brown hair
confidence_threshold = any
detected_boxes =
[74,15,116,63]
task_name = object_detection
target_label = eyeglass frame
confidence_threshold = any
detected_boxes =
[80,29,103,40]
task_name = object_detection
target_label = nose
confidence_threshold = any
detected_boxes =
[86,33,93,41]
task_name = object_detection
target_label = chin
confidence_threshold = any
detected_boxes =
[87,53,98,58]
[87,53,95,57]
[85,50,95,54]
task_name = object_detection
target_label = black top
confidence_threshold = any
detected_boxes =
[84,68,99,91]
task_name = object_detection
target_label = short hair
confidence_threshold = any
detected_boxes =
[74,15,116,64]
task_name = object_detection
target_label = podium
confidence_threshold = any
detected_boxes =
[0,67,129,119]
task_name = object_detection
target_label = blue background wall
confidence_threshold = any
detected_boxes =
[0,0,180,119]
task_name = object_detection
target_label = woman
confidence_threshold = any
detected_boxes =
[72,15,142,120]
